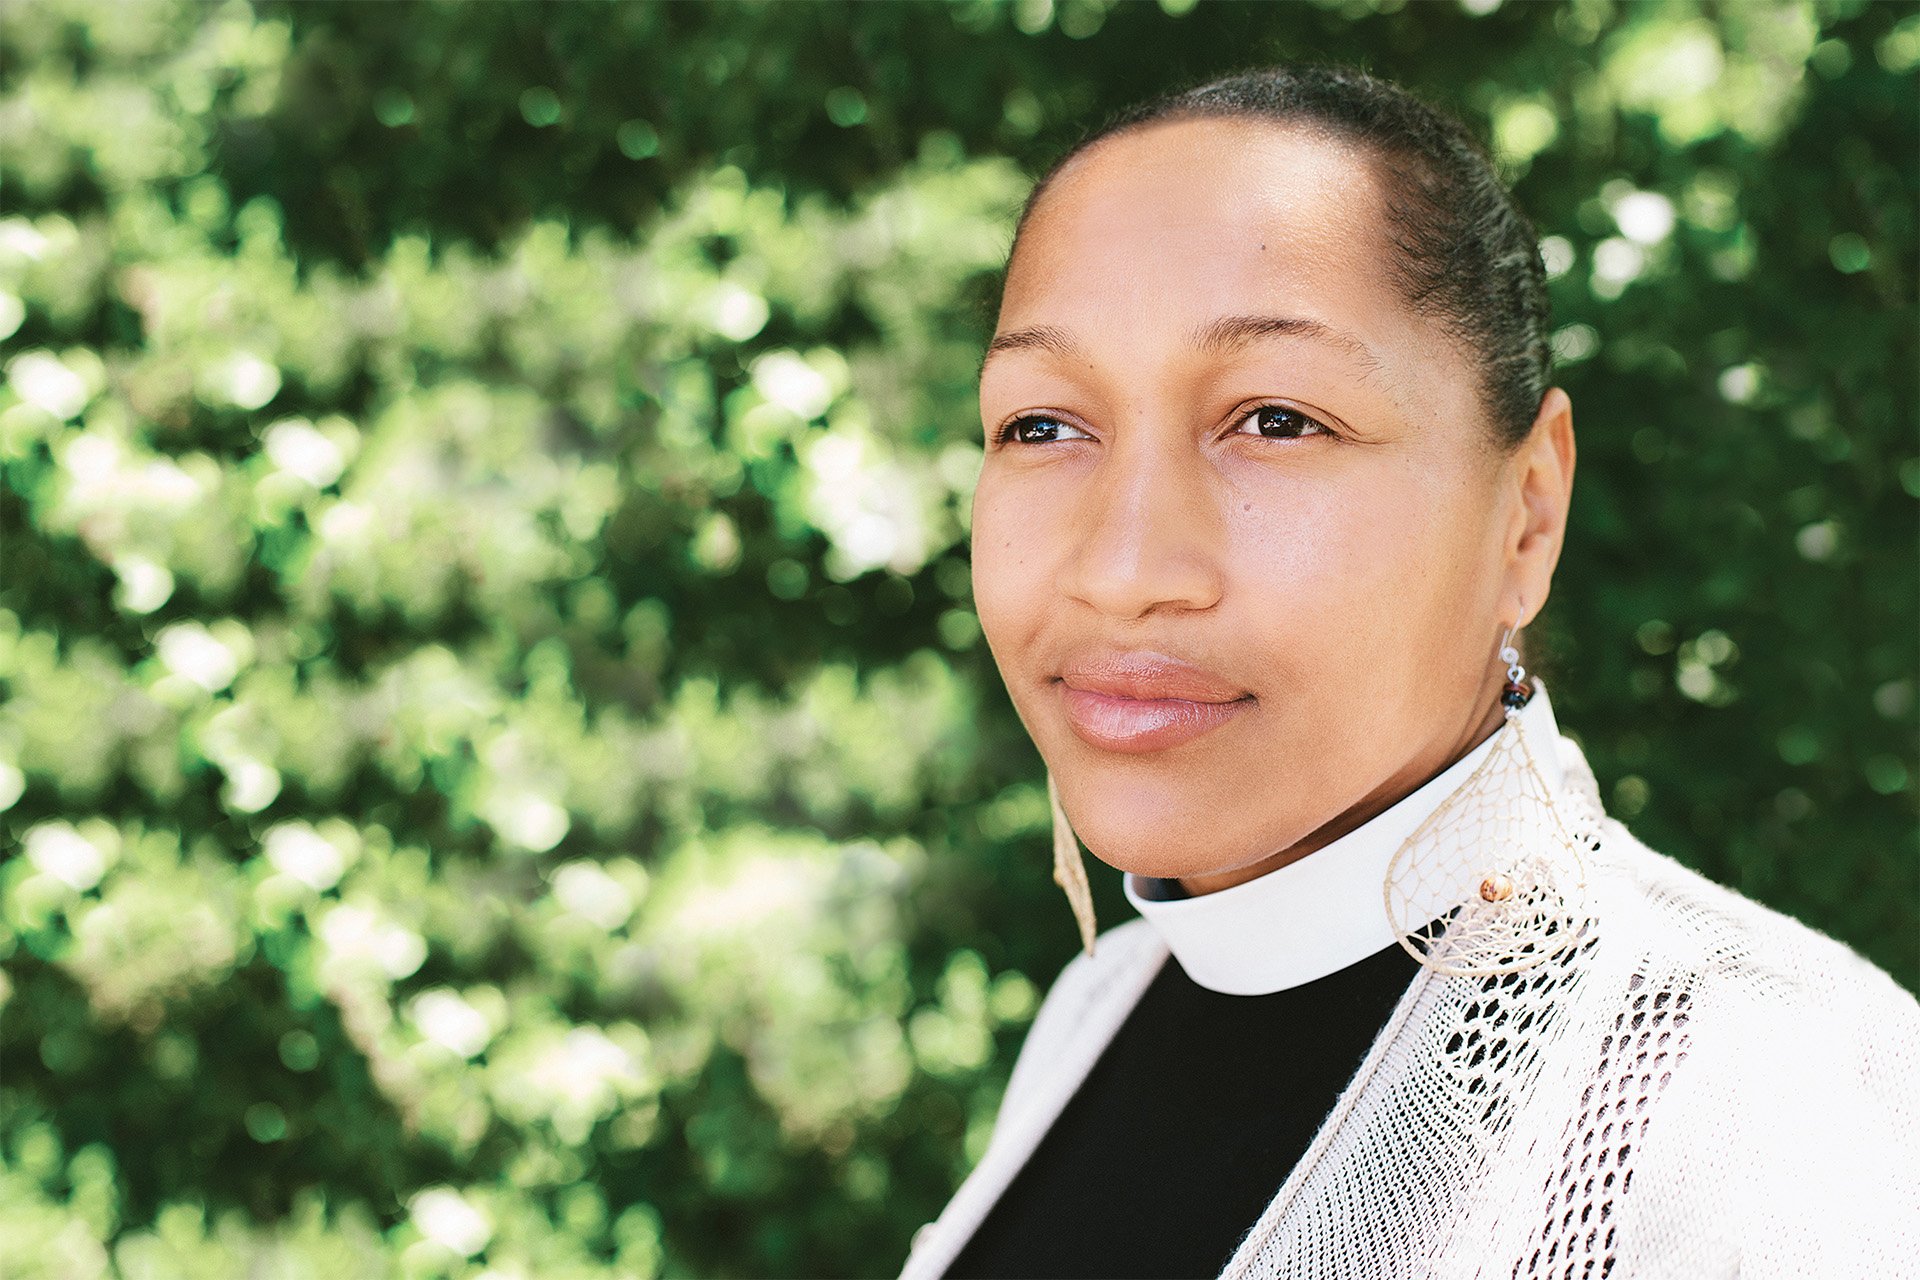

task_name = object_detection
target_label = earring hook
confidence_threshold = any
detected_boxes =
[1500,597,1527,663]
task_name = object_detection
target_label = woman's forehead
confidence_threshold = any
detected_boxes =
[991,119,1461,420]
[1000,119,1407,349]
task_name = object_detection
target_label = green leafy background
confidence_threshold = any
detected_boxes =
[0,1,1913,1276]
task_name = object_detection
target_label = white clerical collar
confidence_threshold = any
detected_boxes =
[1122,678,1569,996]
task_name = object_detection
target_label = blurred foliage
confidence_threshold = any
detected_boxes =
[0,0,1913,1276]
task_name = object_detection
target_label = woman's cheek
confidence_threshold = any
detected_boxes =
[1230,482,1375,595]
[969,484,1049,665]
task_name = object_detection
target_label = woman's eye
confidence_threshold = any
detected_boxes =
[996,415,1092,445]
[1232,404,1330,441]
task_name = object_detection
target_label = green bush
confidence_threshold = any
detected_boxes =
[0,1,1912,1276]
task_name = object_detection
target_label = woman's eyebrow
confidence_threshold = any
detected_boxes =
[978,313,1387,384]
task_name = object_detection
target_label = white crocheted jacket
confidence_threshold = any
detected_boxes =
[898,735,1920,1280]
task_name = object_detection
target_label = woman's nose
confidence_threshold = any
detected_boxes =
[1059,435,1226,620]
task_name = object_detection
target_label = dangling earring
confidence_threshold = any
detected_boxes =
[1382,611,1597,977]
[1048,770,1098,957]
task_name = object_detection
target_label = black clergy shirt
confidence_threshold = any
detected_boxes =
[943,933,1424,1280]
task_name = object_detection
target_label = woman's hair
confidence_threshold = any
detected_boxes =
[1001,63,1554,451]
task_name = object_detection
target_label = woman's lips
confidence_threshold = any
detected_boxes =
[1056,680,1254,753]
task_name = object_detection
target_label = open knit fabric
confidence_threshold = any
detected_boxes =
[897,724,1920,1279]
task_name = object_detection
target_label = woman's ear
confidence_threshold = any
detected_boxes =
[1504,387,1576,627]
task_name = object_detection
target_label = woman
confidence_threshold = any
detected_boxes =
[898,65,1919,1280]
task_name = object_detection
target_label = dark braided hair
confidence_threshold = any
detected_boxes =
[1000,63,1554,451]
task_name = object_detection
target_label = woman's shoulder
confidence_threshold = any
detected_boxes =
[1582,819,1920,1269]
[1595,815,1916,1016]
[1557,727,1906,1009]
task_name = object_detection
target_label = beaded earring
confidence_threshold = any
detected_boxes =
[1382,614,1598,977]
[1048,770,1099,957]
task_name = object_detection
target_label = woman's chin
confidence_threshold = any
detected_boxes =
[1062,777,1343,884]
[1069,810,1253,882]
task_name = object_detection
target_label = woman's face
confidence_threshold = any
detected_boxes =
[972,117,1573,892]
